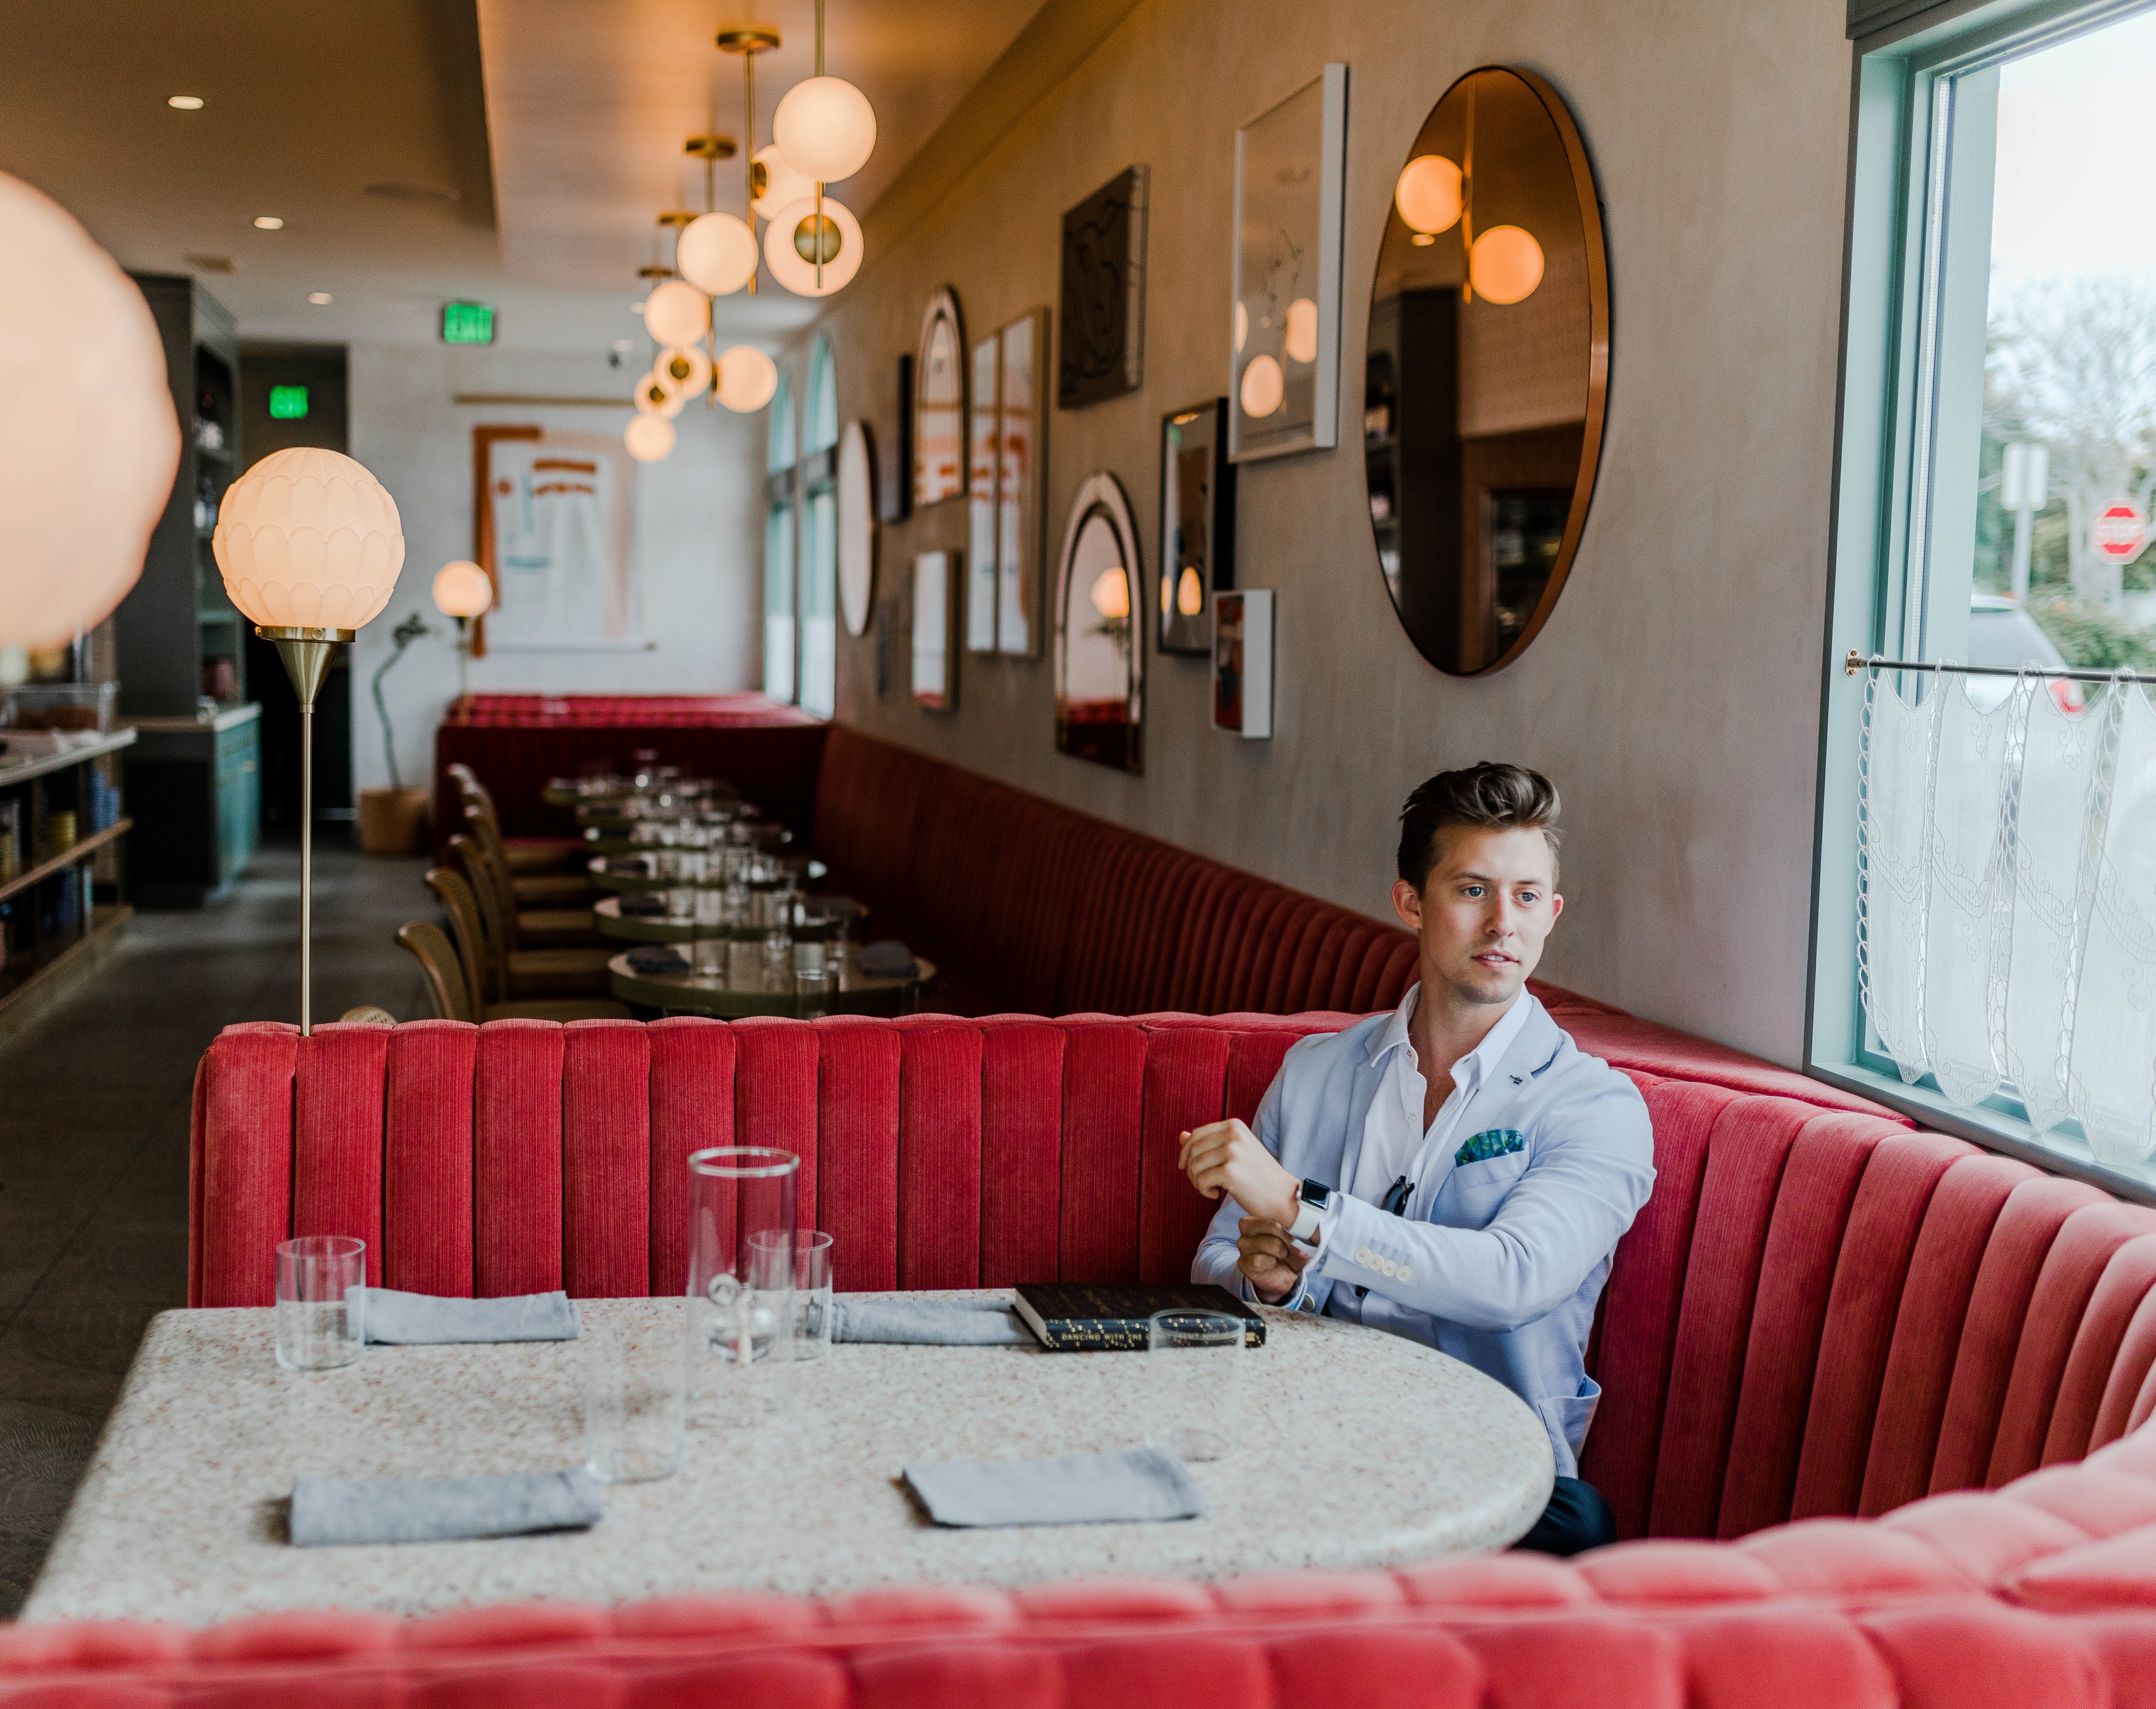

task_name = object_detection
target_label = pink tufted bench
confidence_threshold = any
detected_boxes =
[19,991,2151,1702]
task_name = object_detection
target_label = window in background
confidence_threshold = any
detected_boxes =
[798,335,839,719]
[765,369,798,705]
[1818,0,2156,1196]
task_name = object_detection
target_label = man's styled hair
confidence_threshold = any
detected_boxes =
[1397,762,1562,891]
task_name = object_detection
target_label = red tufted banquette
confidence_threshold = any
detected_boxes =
[7,994,2147,1702]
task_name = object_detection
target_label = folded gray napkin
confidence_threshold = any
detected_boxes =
[290,1469,603,1547]
[858,939,917,979]
[832,1297,1033,1345]
[616,893,666,917]
[626,945,690,974]
[902,1448,1207,1528]
[357,1287,580,1345]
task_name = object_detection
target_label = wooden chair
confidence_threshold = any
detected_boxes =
[447,763,583,882]
[396,918,629,1022]
[426,861,613,1003]
[452,807,596,945]
[447,834,611,995]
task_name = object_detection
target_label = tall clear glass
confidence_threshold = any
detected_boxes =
[584,1301,688,1483]
[750,1229,834,1360]
[1145,1309,1243,1460]
[275,1235,366,1371]
[686,1148,799,1422]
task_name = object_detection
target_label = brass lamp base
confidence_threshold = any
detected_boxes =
[257,625,356,1037]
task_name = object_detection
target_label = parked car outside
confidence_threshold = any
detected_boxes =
[1967,594,2083,714]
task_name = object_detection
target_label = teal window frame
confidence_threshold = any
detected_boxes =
[797,335,840,719]
[765,369,799,705]
[1810,0,2156,1203]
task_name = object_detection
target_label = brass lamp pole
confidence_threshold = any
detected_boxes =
[258,625,352,1036]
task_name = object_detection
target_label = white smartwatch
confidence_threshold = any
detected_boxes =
[1288,1178,1331,1244]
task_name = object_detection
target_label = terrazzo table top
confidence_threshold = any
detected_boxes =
[20,1291,1554,1627]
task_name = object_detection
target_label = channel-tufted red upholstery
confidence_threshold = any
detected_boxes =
[805,727,1423,1016]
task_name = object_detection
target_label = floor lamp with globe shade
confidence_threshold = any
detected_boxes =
[211,447,405,1035]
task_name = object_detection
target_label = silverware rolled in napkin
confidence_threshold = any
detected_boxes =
[290,1469,603,1547]
[626,945,691,975]
[857,940,918,979]
[831,1297,1034,1345]
[901,1448,1207,1528]
[354,1287,580,1345]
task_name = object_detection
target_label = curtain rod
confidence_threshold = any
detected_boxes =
[1845,649,2156,686]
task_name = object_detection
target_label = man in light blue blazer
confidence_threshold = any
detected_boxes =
[1185,763,1654,1555]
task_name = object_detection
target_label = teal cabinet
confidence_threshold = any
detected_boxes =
[125,704,262,907]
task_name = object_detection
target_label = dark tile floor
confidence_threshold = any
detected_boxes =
[0,839,429,1616]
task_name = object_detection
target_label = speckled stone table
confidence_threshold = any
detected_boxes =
[19,1291,1554,1627]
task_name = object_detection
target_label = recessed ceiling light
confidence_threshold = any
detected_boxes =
[167,95,204,110]
[307,292,333,306]
[253,216,284,230]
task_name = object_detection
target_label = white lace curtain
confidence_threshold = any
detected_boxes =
[1860,666,2156,1165]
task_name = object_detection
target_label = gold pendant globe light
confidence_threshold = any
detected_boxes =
[751,144,814,221]
[643,278,710,348]
[624,412,675,463]
[762,193,861,297]
[677,132,756,297]
[654,342,713,405]
[715,344,779,412]
[635,368,687,420]
[772,0,875,182]
[0,171,179,682]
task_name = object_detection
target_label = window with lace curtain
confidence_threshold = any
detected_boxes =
[765,369,797,704]
[1816,0,2156,1197]
[797,335,839,720]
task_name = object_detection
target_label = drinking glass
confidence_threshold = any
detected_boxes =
[794,966,830,1020]
[749,1229,834,1361]
[693,886,725,975]
[584,1302,688,1483]
[1145,1309,1243,1460]
[275,1235,366,1371]
[762,929,794,993]
[686,1148,799,1422]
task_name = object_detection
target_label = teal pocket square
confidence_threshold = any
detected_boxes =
[1455,1128,1525,1166]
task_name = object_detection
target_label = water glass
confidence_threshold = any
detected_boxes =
[1145,1309,1243,1460]
[795,966,830,1020]
[686,1148,799,1422]
[275,1236,366,1371]
[762,929,793,992]
[750,1229,834,1361]
[584,1302,688,1483]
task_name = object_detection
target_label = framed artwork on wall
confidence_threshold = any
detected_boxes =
[1158,398,1236,654]
[911,549,958,711]
[474,426,637,653]
[879,352,912,524]
[1054,472,1143,773]
[1211,589,1274,739]
[1229,64,1347,463]
[1058,166,1149,410]
[837,419,877,639]
[914,289,965,508]
[962,309,1052,658]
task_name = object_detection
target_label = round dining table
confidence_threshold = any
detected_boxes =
[19,1292,1556,1625]
[607,947,935,1017]
[592,894,863,947]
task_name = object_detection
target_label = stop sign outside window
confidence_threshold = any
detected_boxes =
[2092,498,2148,562]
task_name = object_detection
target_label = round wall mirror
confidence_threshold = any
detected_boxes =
[837,419,876,637]
[1366,67,1608,675]
[1054,472,1143,773]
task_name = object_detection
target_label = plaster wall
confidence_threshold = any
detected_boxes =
[799,0,1851,1065]
[347,343,763,796]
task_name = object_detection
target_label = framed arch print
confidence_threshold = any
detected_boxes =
[1054,472,1144,773]
[837,419,877,638]
[913,288,965,508]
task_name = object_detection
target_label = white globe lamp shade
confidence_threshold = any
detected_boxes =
[677,211,758,296]
[642,279,710,348]
[0,171,180,651]
[432,559,492,620]
[212,446,404,630]
[1395,155,1463,235]
[763,195,863,298]
[654,343,713,405]
[1239,353,1284,418]
[715,345,779,413]
[625,412,675,463]
[772,76,877,183]
[1470,225,1545,305]
[635,371,687,420]
[751,144,816,221]
[1284,297,1319,365]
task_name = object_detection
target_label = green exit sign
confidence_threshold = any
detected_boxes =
[268,385,308,419]
[441,301,495,345]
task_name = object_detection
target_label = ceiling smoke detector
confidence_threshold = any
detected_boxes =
[364,182,461,205]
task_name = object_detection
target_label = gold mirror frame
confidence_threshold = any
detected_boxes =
[1366,67,1609,676]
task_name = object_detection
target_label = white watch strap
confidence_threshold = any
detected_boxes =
[1288,1196,1324,1243]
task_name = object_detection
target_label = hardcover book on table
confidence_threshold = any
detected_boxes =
[1013,1283,1266,1350]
